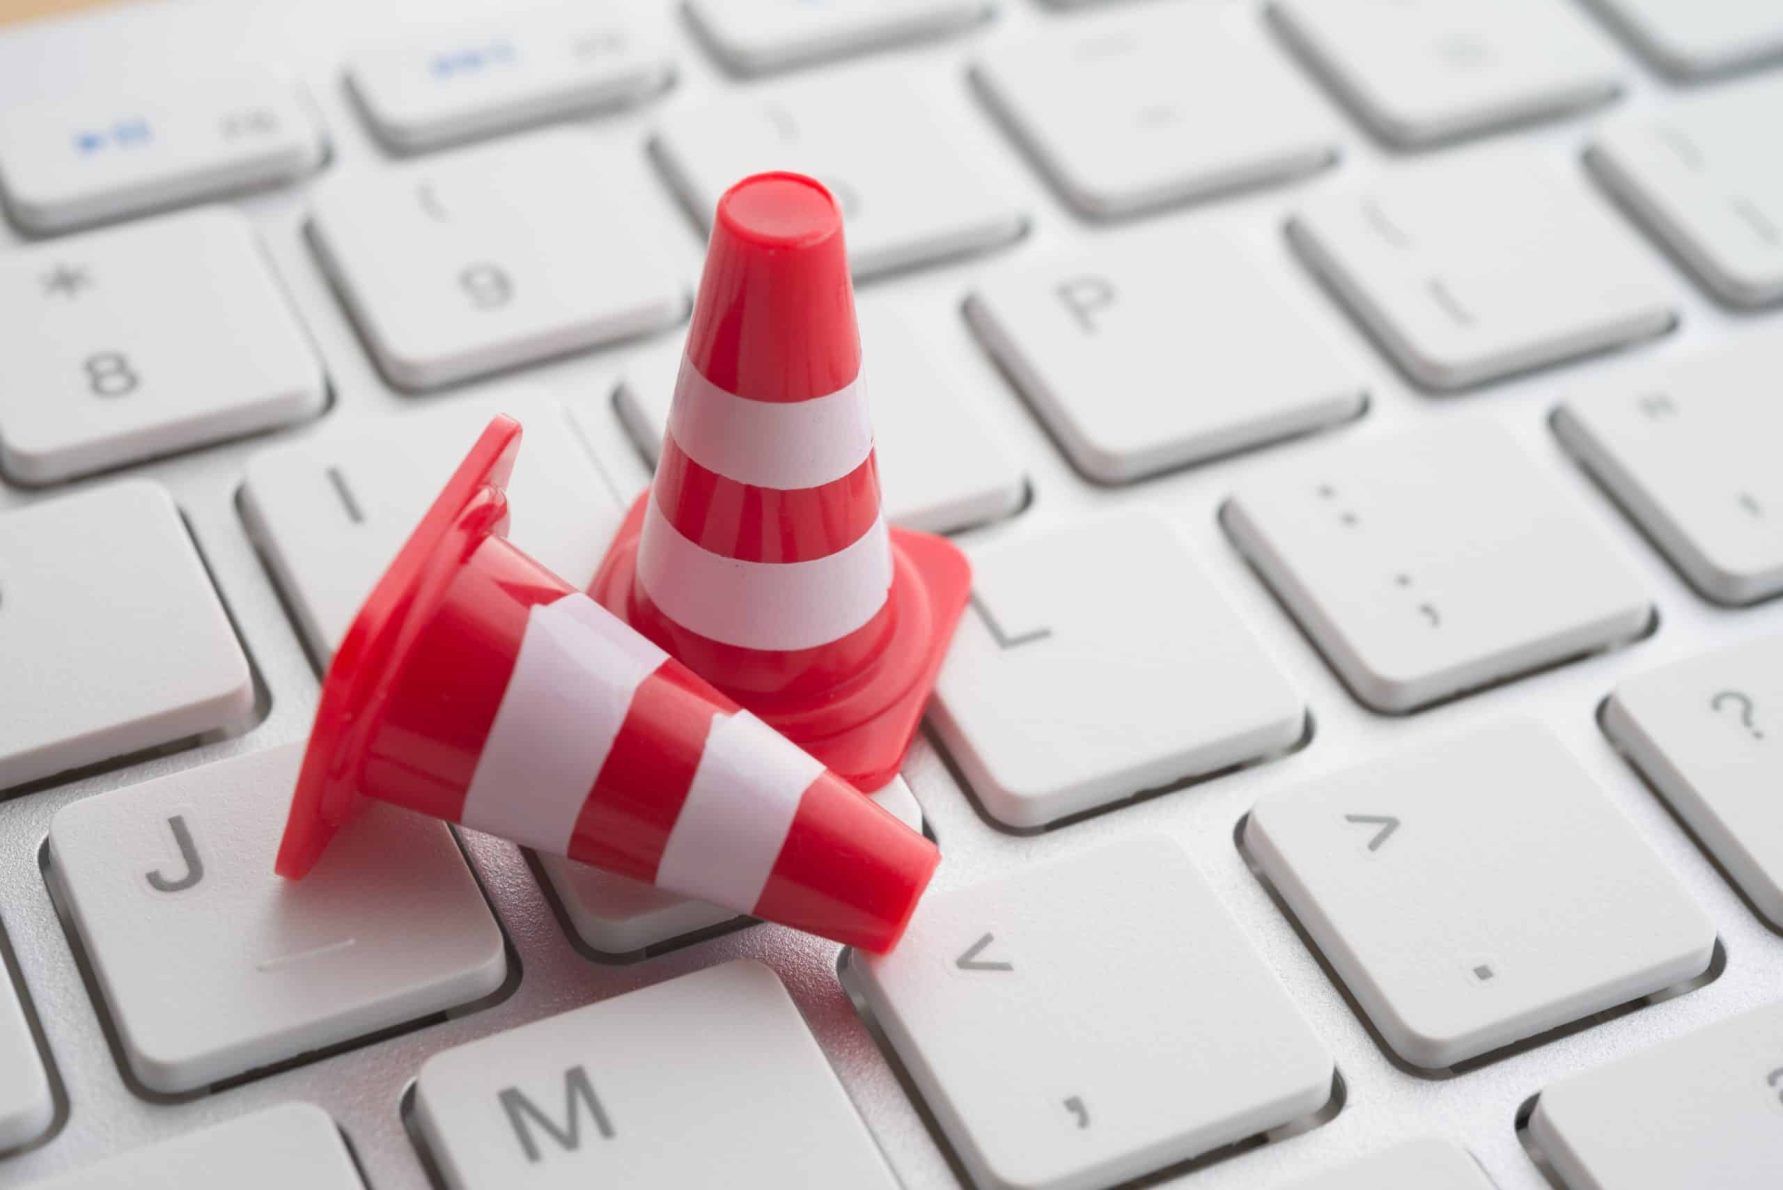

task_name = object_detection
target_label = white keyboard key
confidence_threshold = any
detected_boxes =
[1225,422,1651,713]
[0,76,324,234]
[309,129,685,390]
[33,1103,362,1190]
[540,776,922,955]
[0,481,253,792]
[1246,721,1715,1070]
[1280,1138,1496,1190]
[1530,1001,1783,1189]
[416,961,898,1188]
[1604,635,1783,928]
[1587,0,1783,79]
[1589,77,1783,308]
[241,394,624,662]
[934,512,1306,829]
[1290,149,1676,390]
[965,228,1366,482]
[47,744,507,1094]
[1272,0,1621,148]
[0,206,325,484]
[0,948,52,1153]
[613,312,1025,535]
[1553,337,1783,604]
[848,836,1334,1190]
[689,0,990,75]
[348,12,673,153]
[973,6,1337,218]
[653,75,1026,279]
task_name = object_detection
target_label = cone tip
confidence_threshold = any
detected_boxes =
[716,172,843,252]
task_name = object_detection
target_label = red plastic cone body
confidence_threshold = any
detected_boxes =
[590,172,971,789]
[276,416,939,953]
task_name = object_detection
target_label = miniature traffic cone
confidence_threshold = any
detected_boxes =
[590,172,971,790]
[276,415,939,953]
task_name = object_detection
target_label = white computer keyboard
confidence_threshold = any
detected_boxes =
[2,0,1783,1186]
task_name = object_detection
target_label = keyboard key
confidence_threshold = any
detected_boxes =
[540,776,922,955]
[0,940,52,1152]
[348,12,674,153]
[1604,635,1783,928]
[973,5,1338,218]
[1529,1001,1783,1189]
[1553,338,1783,605]
[653,74,1026,279]
[688,0,990,75]
[241,393,625,661]
[309,129,686,390]
[965,227,1366,482]
[1586,0,1783,79]
[1588,77,1783,308]
[31,1103,362,1189]
[847,836,1334,1190]
[47,744,507,1094]
[1272,0,1621,148]
[0,481,253,792]
[933,512,1306,829]
[612,311,1025,535]
[1246,721,1715,1070]
[1279,1138,1496,1190]
[0,76,324,234]
[0,206,326,484]
[1225,422,1652,713]
[415,961,898,1187]
[1289,148,1676,390]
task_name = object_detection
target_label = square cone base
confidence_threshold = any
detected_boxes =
[589,496,970,791]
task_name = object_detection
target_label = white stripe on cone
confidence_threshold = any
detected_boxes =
[636,493,893,651]
[654,709,821,910]
[667,357,873,491]
[458,595,666,851]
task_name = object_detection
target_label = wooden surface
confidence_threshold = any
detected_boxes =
[0,0,118,27]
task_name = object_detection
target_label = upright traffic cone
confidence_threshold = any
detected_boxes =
[590,172,971,790]
[277,415,939,953]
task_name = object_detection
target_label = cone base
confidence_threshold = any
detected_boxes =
[590,496,971,790]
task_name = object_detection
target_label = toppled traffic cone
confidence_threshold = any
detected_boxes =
[277,415,939,953]
[590,171,971,790]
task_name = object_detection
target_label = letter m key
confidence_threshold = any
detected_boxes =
[500,1066,616,1162]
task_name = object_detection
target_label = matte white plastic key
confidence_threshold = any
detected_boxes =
[1604,635,1783,928]
[349,11,674,153]
[32,1103,363,1189]
[688,0,990,75]
[1246,721,1716,1069]
[0,481,253,791]
[1289,148,1676,390]
[0,206,326,484]
[242,393,626,661]
[1587,0,1783,79]
[0,75,324,233]
[1272,0,1621,147]
[47,744,507,1094]
[415,961,898,1188]
[612,311,1025,535]
[973,5,1338,218]
[1528,1000,1783,1189]
[0,944,52,1153]
[848,836,1335,1190]
[653,73,1026,279]
[1279,1138,1496,1190]
[1224,421,1652,713]
[309,129,686,390]
[1553,337,1783,604]
[933,512,1307,830]
[1589,76,1783,308]
[965,227,1367,482]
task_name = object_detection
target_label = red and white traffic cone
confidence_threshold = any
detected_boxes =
[276,415,939,953]
[590,172,971,790]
